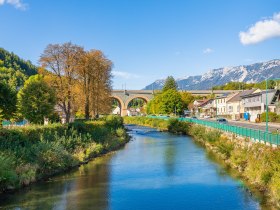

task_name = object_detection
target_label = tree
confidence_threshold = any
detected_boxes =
[181,92,195,110]
[0,82,17,120]
[40,42,84,123]
[162,76,178,92]
[254,80,276,89]
[78,50,113,119]
[89,51,112,117]
[146,90,183,115]
[159,89,183,115]
[18,75,56,124]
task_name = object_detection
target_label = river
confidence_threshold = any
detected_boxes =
[0,125,262,210]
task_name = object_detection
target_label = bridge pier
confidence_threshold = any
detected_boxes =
[121,108,127,117]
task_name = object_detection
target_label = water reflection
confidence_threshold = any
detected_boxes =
[0,156,112,210]
[0,125,264,210]
[163,141,176,176]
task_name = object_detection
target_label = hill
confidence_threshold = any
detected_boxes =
[0,48,37,89]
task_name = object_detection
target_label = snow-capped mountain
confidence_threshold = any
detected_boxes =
[143,59,280,90]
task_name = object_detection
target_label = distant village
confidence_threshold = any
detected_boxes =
[190,89,280,122]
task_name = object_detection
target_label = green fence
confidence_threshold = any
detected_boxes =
[148,116,280,146]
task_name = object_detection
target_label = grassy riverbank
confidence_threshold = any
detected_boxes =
[124,116,280,207]
[0,115,129,193]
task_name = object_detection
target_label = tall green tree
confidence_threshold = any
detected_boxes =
[146,90,183,115]
[159,89,183,114]
[180,92,195,110]
[0,82,17,120]
[18,75,56,124]
[162,76,178,92]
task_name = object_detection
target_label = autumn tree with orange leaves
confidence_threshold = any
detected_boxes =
[40,42,113,122]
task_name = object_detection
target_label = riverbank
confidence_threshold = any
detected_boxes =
[124,116,280,208]
[0,115,130,193]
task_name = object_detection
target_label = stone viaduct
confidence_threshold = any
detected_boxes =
[111,89,238,116]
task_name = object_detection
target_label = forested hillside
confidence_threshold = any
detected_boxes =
[0,48,37,89]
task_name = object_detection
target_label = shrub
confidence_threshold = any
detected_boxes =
[105,115,124,129]
[0,153,18,191]
[0,118,129,192]
[167,119,190,134]
[260,112,278,122]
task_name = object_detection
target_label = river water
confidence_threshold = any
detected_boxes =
[0,125,262,210]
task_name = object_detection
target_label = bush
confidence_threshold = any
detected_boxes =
[260,112,278,122]
[0,153,18,191]
[0,117,129,192]
[105,115,124,129]
[167,119,190,134]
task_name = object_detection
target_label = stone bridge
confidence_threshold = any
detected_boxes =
[111,90,154,116]
[111,89,238,116]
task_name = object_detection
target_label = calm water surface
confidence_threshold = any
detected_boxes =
[0,125,262,210]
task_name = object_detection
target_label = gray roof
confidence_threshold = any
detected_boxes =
[227,89,256,102]
[240,89,276,99]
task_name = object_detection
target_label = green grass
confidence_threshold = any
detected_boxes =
[0,115,129,192]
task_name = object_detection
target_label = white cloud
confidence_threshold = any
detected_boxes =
[239,12,280,45]
[203,48,214,54]
[112,71,141,79]
[0,0,27,10]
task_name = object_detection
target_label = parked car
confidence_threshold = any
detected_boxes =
[216,118,228,124]
[191,116,197,119]
[204,115,211,119]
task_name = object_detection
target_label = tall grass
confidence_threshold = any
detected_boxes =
[0,115,129,192]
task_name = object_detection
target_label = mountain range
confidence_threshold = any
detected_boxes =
[143,59,280,90]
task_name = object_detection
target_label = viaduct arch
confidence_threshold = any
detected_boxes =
[111,89,239,116]
[111,90,154,116]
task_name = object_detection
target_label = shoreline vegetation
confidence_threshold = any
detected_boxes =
[124,116,280,208]
[0,115,130,194]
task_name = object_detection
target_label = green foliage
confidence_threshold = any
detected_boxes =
[180,92,195,109]
[123,116,169,131]
[146,90,183,115]
[0,82,17,120]
[162,76,178,92]
[167,118,190,134]
[18,75,56,124]
[0,118,129,192]
[0,153,18,191]
[160,90,183,114]
[212,80,277,90]
[213,82,254,90]
[260,112,279,123]
[0,48,37,90]
[105,115,124,130]
[254,80,276,89]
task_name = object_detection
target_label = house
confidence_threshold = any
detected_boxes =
[214,93,239,117]
[190,99,207,116]
[197,99,215,117]
[241,89,280,122]
[226,89,258,120]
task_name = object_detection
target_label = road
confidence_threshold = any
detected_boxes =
[204,118,280,132]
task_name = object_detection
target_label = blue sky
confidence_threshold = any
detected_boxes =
[1,0,280,89]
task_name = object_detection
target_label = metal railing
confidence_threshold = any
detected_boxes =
[148,116,280,146]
